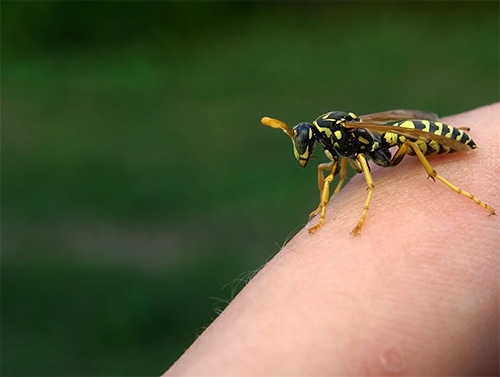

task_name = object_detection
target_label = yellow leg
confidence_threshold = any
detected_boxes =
[308,161,337,219]
[309,158,348,221]
[308,160,339,233]
[333,157,348,196]
[406,140,496,215]
[351,154,375,235]
[389,143,409,167]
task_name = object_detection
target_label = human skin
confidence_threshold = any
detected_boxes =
[164,104,499,376]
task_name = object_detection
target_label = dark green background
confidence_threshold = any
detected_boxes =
[2,2,498,375]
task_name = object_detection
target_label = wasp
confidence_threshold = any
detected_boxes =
[261,110,495,235]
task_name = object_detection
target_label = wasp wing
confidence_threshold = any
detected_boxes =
[359,110,438,123]
[344,121,470,152]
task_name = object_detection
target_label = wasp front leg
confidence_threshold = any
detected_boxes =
[308,160,337,234]
[308,158,347,233]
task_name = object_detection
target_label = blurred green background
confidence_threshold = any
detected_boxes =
[2,2,498,375]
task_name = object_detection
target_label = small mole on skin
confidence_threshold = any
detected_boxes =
[379,345,406,374]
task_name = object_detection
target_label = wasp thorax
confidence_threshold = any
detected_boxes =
[292,122,316,167]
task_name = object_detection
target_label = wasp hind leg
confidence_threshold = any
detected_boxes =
[405,140,496,215]
[308,159,347,234]
[351,154,375,235]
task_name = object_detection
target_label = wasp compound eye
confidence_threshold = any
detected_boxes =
[292,122,315,167]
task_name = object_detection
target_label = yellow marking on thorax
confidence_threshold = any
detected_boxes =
[312,121,322,133]
[358,136,370,144]
[314,120,334,138]
[334,130,342,140]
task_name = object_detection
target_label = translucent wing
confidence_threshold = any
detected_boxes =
[359,109,438,123]
[344,121,470,152]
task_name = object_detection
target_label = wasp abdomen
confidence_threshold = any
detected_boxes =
[383,119,477,156]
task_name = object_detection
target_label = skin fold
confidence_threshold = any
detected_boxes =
[165,103,500,377]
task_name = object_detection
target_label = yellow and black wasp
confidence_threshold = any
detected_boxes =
[261,110,496,235]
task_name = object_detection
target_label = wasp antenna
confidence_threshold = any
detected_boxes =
[261,116,295,139]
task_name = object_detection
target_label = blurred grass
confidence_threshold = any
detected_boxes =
[3,251,251,375]
[2,2,499,375]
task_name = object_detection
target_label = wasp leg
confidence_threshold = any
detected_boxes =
[309,158,348,220]
[308,161,337,220]
[308,160,340,233]
[333,157,348,196]
[405,140,496,215]
[351,154,375,236]
[389,143,409,167]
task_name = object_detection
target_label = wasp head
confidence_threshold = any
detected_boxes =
[292,122,316,167]
[261,117,316,168]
